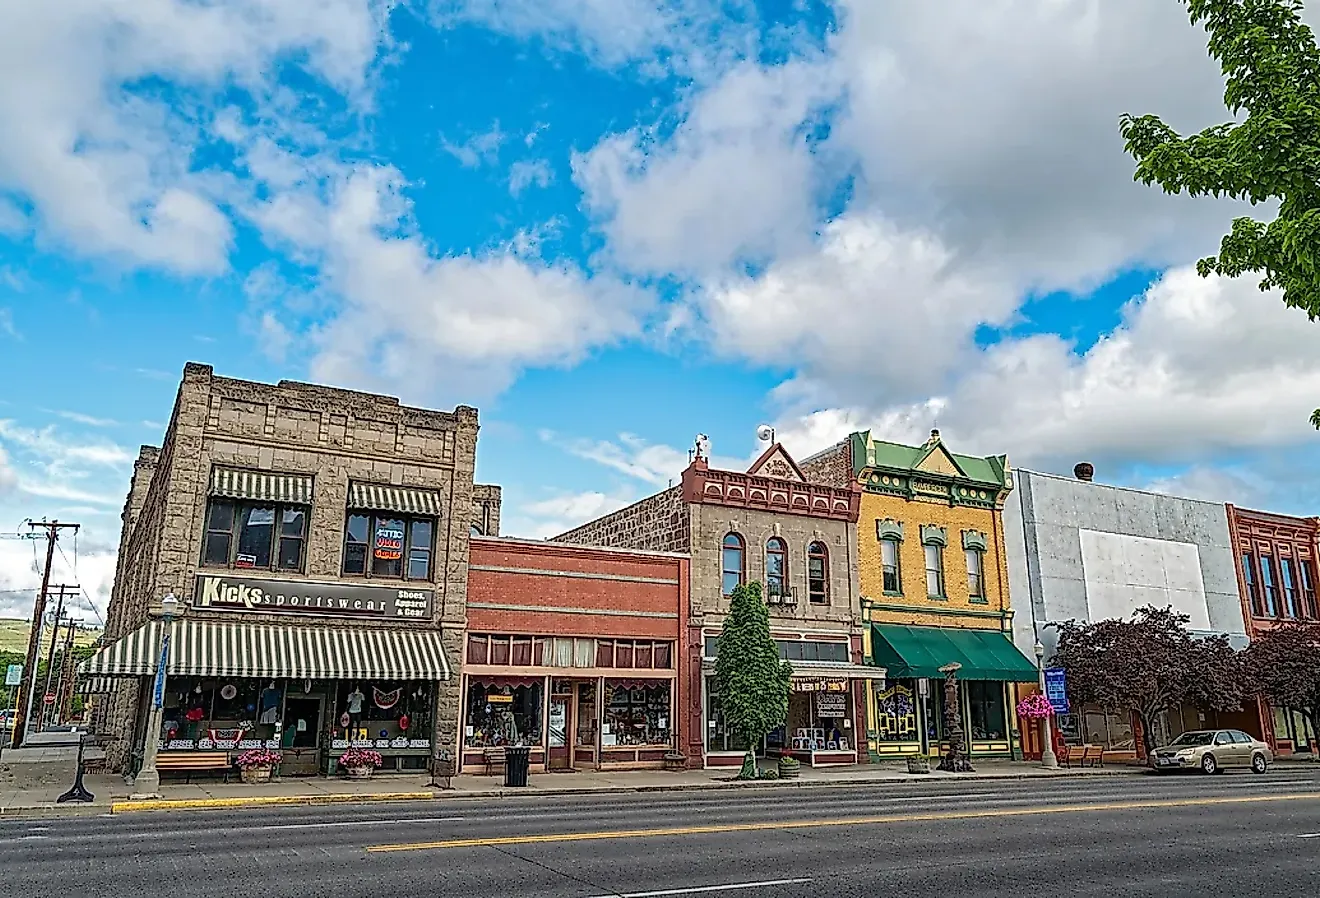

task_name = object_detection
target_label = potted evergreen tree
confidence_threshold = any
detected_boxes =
[714,581,793,781]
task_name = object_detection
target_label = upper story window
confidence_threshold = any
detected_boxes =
[1260,555,1279,617]
[807,541,829,605]
[925,545,945,599]
[343,513,434,581]
[765,537,788,599]
[202,499,307,573]
[1242,553,1262,616]
[721,533,746,596]
[877,519,904,596]
[1303,561,1318,619]
[1281,558,1300,618]
[965,548,985,601]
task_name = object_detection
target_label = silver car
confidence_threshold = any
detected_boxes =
[1148,728,1273,774]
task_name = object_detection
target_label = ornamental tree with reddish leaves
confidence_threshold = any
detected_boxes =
[1050,605,1246,747]
[1243,623,1320,750]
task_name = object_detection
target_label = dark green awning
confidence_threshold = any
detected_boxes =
[870,624,1038,682]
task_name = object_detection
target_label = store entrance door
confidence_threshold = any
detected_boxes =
[548,694,572,770]
[283,694,324,776]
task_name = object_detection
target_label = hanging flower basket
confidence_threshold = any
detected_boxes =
[1016,693,1055,720]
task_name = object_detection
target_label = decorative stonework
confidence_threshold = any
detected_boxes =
[961,529,988,552]
[919,525,948,547]
[746,443,807,482]
[682,461,860,523]
[876,519,904,541]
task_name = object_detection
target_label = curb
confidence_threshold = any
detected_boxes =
[109,790,438,814]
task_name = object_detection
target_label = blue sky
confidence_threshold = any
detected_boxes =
[3,0,1320,620]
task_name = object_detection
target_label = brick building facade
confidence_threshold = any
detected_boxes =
[556,441,883,768]
[801,430,1037,762]
[83,364,496,782]
[1227,504,1320,754]
[463,537,688,773]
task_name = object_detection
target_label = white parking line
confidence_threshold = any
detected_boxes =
[586,879,812,898]
[1296,833,1320,839]
[258,816,465,831]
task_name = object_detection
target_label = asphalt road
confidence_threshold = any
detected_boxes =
[4,769,1320,897]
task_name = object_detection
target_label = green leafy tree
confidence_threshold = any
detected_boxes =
[1243,622,1320,754]
[714,581,793,779]
[1120,0,1320,424]
[1050,605,1245,750]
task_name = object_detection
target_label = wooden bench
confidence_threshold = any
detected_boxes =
[1061,744,1104,769]
[483,747,507,776]
[156,751,232,783]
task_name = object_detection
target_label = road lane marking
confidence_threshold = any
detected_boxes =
[259,816,465,831]
[1297,833,1320,838]
[366,791,1320,852]
[585,878,812,898]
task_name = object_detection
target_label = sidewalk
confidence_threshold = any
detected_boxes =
[0,759,1142,817]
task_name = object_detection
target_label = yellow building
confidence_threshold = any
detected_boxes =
[801,429,1038,761]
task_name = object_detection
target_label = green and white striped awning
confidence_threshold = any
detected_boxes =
[77,620,451,681]
[77,677,118,695]
[210,467,313,505]
[348,482,443,517]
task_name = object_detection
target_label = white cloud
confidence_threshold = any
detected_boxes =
[0,308,16,339]
[574,58,837,277]
[0,0,390,274]
[54,411,117,428]
[253,165,653,403]
[503,489,640,539]
[0,446,16,497]
[0,532,116,622]
[0,196,26,235]
[440,122,506,169]
[548,428,765,488]
[508,159,554,197]
[0,421,133,468]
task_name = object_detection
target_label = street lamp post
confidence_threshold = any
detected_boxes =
[1035,640,1058,769]
[130,593,179,799]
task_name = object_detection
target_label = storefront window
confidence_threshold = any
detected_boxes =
[342,513,435,581]
[331,681,433,745]
[602,681,671,746]
[875,682,918,743]
[1081,705,1135,750]
[967,681,1006,740]
[786,684,852,753]
[202,499,308,573]
[465,680,543,747]
[705,678,750,752]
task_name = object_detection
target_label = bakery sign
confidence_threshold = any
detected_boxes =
[194,573,433,620]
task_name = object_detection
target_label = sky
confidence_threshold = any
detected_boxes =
[2,0,1320,624]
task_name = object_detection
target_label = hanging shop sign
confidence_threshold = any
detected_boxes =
[791,678,849,693]
[194,573,433,619]
[815,692,849,717]
[1044,668,1070,714]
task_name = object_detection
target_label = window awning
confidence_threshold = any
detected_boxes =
[78,620,452,681]
[77,677,117,695]
[211,467,313,505]
[348,482,443,517]
[870,624,1038,682]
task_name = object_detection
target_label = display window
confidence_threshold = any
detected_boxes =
[329,681,434,751]
[782,686,852,753]
[465,679,544,748]
[1081,706,1135,751]
[704,677,752,752]
[157,676,282,750]
[875,682,919,743]
[601,681,671,746]
[967,682,1006,740]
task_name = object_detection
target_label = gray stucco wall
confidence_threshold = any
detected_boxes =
[1006,469,1247,660]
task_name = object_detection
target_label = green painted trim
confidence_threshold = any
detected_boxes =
[919,524,948,547]
[864,601,1009,619]
[876,518,905,541]
[968,597,989,605]
[926,593,948,602]
[882,590,904,599]
[961,529,988,552]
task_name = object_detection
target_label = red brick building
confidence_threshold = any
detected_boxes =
[462,537,690,774]
[1226,504,1320,754]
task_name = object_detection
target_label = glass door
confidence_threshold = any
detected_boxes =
[548,694,572,770]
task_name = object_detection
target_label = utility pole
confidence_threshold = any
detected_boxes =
[40,589,76,731]
[13,521,79,749]
[55,620,78,727]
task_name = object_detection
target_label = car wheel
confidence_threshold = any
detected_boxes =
[1251,753,1268,774]
[1201,753,1218,775]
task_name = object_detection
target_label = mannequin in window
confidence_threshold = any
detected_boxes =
[259,681,280,725]
[347,685,365,716]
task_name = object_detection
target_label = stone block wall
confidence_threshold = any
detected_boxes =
[799,440,854,489]
[553,486,691,554]
[472,484,502,536]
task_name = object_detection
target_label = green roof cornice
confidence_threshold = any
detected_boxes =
[846,431,1012,499]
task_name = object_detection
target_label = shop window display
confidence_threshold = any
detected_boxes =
[967,681,1006,740]
[601,681,671,746]
[784,686,851,753]
[329,681,434,752]
[704,678,751,753]
[158,678,284,751]
[875,683,918,743]
[465,681,544,747]
[1081,706,1135,751]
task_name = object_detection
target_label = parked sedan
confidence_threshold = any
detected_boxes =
[1149,729,1272,774]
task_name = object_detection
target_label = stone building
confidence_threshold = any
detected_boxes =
[82,363,498,784]
[801,430,1037,763]
[555,441,884,769]
[1226,504,1319,755]
[1002,465,1253,758]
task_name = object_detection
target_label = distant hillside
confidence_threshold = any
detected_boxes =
[0,618,102,655]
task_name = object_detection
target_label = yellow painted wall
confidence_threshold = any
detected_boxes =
[858,492,1011,631]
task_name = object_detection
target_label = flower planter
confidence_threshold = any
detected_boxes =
[778,757,801,779]
[345,765,374,780]
[906,756,930,775]
[241,765,273,784]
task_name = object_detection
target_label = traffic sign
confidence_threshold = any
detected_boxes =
[42,692,55,705]
[4,664,20,687]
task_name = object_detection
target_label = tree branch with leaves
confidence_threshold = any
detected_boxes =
[1120,0,1320,426]
[1243,622,1320,754]
[714,580,793,780]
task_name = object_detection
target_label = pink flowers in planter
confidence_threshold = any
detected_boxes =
[339,748,383,769]
[1016,693,1055,720]
[235,748,283,769]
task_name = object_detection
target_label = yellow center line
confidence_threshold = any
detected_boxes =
[366,791,1320,853]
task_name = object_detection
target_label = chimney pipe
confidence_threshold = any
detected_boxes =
[1073,462,1094,482]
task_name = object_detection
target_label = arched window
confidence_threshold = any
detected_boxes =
[766,537,788,599]
[470,524,483,537]
[721,533,745,596]
[807,541,829,605]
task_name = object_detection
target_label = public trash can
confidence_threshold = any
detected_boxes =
[505,745,530,787]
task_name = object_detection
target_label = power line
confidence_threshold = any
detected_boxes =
[55,543,105,628]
